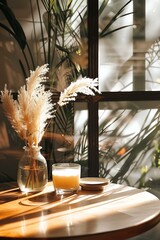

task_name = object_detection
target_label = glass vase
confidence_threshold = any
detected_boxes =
[17,146,48,192]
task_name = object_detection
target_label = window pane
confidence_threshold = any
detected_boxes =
[146,0,160,90]
[99,0,160,91]
[99,0,133,91]
[74,102,88,177]
[99,101,160,189]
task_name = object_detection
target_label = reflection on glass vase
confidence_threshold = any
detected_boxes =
[17,146,48,192]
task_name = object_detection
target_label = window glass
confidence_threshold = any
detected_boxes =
[146,0,160,90]
[99,0,133,91]
[99,0,160,91]
[74,102,88,177]
[99,101,160,188]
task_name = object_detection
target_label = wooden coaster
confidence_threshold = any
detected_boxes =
[80,177,110,191]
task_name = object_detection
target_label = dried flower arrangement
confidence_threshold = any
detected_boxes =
[1,64,100,192]
[1,64,100,148]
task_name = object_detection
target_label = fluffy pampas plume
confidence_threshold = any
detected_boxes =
[1,64,100,147]
[1,64,54,147]
[58,77,101,106]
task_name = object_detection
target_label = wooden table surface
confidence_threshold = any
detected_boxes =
[0,181,160,240]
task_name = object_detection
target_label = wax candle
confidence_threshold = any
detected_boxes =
[52,163,81,195]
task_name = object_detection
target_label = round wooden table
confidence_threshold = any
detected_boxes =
[0,181,159,240]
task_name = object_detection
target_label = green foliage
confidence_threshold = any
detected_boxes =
[99,0,133,38]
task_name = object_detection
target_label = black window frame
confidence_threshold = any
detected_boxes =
[87,0,160,177]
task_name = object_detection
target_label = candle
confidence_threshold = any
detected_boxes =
[52,163,81,195]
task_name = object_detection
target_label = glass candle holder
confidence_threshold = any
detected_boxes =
[52,163,81,195]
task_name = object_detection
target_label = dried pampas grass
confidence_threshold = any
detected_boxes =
[1,64,100,147]
[1,64,54,147]
[58,77,100,106]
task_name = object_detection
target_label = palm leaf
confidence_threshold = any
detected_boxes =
[99,0,109,17]
[0,1,26,49]
[99,0,133,38]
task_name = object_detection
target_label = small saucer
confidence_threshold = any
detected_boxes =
[80,177,110,191]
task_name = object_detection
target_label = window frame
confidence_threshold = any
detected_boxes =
[87,0,160,177]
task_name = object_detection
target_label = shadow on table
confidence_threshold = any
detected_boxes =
[0,184,158,227]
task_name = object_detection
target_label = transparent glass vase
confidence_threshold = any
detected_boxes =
[17,146,48,192]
